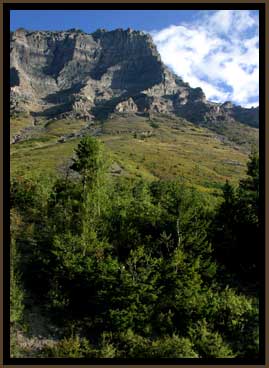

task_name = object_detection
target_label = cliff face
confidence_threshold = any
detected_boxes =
[10,28,258,127]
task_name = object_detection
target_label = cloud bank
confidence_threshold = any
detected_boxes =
[151,10,259,107]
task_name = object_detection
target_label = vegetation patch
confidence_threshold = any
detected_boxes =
[10,137,260,358]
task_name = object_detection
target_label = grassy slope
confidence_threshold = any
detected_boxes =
[10,113,258,195]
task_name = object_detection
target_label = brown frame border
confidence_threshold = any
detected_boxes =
[1,1,267,367]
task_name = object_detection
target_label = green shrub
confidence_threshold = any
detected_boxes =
[150,334,198,358]
[189,320,235,358]
[41,336,96,358]
[10,238,24,325]
[150,121,159,129]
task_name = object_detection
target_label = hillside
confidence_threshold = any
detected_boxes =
[10,27,259,195]
[11,112,258,196]
[10,26,260,360]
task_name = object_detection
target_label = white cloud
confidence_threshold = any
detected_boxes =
[151,10,259,107]
[204,10,256,35]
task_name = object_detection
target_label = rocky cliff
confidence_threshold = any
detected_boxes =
[10,27,259,127]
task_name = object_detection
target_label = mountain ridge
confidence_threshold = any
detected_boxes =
[10,27,258,128]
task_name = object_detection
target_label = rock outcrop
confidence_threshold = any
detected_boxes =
[115,97,138,113]
[10,27,259,127]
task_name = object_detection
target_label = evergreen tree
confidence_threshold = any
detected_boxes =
[10,138,260,359]
[212,152,260,284]
[10,211,24,325]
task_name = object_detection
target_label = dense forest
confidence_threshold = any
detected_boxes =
[10,136,260,358]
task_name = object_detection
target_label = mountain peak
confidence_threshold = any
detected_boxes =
[10,28,258,127]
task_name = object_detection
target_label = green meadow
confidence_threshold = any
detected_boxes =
[10,113,258,196]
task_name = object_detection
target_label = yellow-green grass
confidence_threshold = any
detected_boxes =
[11,116,88,140]
[101,113,154,133]
[104,135,246,190]
[11,139,80,177]
[10,114,258,195]
[102,114,253,190]
[44,119,87,137]
[10,116,34,142]
[10,117,89,165]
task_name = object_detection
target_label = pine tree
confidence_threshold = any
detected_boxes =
[212,151,260,284]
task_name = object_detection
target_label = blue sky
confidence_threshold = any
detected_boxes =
[11,10,198,33]
[10,10,259,107]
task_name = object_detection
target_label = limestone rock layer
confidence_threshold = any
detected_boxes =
[10,27,258,127]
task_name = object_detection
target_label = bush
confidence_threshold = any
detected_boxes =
[189,320,235,358]
[10,138,260,359]
[116,330,198,358]
[150,334,198,358]
[217,288,259,357]
[10,238,24,325]
[41,336,96,358]
[150,121,159,129]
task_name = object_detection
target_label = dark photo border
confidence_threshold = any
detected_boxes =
[2,1,266,367]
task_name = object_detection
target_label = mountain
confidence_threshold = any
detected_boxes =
[10,27,259,194]
[10,27,258,127]
[9,28,260,360]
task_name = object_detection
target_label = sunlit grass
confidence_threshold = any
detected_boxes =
[10,114,258,196]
